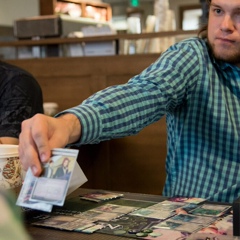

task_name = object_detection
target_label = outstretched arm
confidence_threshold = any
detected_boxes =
[18,113,81,177]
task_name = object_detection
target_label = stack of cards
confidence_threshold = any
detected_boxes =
[16,148,87,212]
[80,191,124,203]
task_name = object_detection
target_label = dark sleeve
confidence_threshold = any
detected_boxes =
[0,73,43,138]
[53,167,64,178]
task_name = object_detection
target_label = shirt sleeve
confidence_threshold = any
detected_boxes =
[0,73,43,139]
[57,38,203,146]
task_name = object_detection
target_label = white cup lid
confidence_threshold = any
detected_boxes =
[0,144,18,157]
[43,102,59,108]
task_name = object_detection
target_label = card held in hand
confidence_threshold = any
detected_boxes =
[17,148,87,211]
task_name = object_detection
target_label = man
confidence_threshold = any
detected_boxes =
[19,0,240,203]
[0,61,43,144]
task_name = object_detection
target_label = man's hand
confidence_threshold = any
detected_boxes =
[18,113,81,177]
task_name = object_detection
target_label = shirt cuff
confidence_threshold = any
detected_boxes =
[55,105,102,145]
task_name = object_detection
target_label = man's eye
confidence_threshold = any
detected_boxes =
[214,8,222,15]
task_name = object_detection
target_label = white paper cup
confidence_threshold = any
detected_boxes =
[43,102,59,116]
[0,144,23,189]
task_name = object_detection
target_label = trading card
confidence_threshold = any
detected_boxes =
[92,204,138,214]
[81,210,122,221]
[178,203,200,213]
[33,215,76,227]
[153,220,182,230]
[187,233,235,240]
[74,222,96,232]
[62,219,94,231]
[197,214,233,235]
[80,191,124,202]
[94,221,123,230]
[222,214,233,224]
[16,168,53,212]
[30,148,78,206]
[30,177,68,205]
[171,213,216,225]
[173,222,205,233]
[144,229,190,240]
[130,208,176,220]
[98,214,162,238]
[153,220,204,233]
[147,200,186,211]
[33,215,90,231]
[67,161,88,195]
[81,224,105,233]
[190,204,231,217]
[34,215,96,231]
[168,197,206,204]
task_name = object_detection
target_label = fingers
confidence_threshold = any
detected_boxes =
[18,113,79,177]
[19,114,52,176]
[30,115,52,163]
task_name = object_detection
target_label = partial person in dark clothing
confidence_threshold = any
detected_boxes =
[0,61,43,144]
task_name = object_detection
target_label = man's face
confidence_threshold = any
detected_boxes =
[207,0,240,67]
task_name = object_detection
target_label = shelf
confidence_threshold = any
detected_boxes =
[0,30,198,59]
[0,30,198,47]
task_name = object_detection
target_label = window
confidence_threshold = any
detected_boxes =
[180,5,202,30]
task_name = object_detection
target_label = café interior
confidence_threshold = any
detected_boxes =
[0,0,205,195]
[2,1,236,240]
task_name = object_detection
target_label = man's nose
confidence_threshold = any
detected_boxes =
[220,15,235,32]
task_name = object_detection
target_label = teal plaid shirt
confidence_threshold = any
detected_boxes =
[61,37,240,203]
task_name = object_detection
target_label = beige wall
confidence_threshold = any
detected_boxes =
[0,0,38,26]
